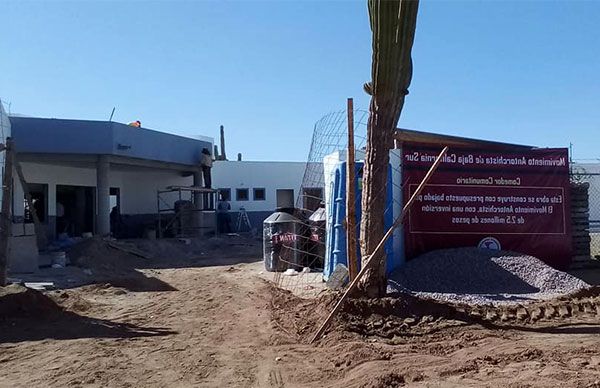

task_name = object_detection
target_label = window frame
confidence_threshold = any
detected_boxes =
[236,188,249,201]
[218,188,231,201]
[253,188,266,201]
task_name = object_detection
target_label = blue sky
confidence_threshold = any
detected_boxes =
[1,1,599,161]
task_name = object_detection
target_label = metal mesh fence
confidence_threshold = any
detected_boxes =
[571,164,600,260]
[270,109,404,297]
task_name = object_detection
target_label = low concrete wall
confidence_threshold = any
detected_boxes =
[8,236,38,274]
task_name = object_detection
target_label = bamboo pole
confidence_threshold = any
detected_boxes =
[346,98,358,281]
[0,139,14,286]
[310,146,449,344]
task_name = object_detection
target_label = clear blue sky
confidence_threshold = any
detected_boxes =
[1,1,599,161]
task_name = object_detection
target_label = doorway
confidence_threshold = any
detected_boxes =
[56,185,95,237]
[110,187,120,210]
[276,189,295,209]
[24,183,48,223]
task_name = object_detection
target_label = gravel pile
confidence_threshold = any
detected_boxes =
[388,248,590,306]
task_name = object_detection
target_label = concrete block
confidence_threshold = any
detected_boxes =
[7,235,39,274]
[11,222,35,236]
[197,211,217,236]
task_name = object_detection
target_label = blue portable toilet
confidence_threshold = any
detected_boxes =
[323,158,402,281]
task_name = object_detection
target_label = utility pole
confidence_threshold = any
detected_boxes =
[346,98,358,280]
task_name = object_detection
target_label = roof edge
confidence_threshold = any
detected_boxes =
[395,128,534,150]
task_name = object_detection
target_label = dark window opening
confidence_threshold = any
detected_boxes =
[253,188,266,201]
[236,188,249,201]
[218,188,231,201]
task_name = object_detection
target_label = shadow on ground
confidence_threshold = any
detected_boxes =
[568,268,600,286]
[94,275,178,292]
[0,284,177,344]
[492,322,600,335]
[0,314,177,344]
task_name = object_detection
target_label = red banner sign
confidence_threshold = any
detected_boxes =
[403,144,572,269]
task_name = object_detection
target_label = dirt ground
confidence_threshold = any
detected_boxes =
[2,238,600,388]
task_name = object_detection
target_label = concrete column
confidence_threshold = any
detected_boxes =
[193,169,203,207]
[12,168,25,220]
[96,155,111,236]
[47,183,56,240]
[193,169,204,237]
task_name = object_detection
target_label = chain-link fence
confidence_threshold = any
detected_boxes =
[270,108,405,297]
[571,164,600,260]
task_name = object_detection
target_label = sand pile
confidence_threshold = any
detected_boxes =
[0,284,63,319]
[67,237,146,275]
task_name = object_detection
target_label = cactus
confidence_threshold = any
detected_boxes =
[360,0,420,297]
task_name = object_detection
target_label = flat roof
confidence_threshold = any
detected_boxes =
[10,116,213,167]
[395,128,534,151]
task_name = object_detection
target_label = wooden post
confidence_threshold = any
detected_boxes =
[346,98,358,281]
[310,146,449,344]
[0,138,14,286]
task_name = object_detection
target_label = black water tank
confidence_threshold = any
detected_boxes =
[263,211,303,272]
[307,206,326,269]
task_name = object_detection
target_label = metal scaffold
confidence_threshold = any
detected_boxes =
[157,185,218,239]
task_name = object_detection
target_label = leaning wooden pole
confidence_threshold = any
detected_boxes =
[346,98,358,281]
[310,146,448,344]
[0,138,14,286]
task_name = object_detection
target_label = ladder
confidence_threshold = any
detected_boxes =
[236,207,252,232]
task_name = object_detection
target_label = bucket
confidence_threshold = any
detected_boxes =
[51,251,67,267]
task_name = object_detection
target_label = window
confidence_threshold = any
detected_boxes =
[236,188,249,201]
[218,188,231,201]
[253,188,266,201]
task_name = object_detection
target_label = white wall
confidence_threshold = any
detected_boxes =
[211,161,306,213]
[14,162,192,217]
[0,101,10,204]
[13,159,308,222]
[118,169,193,214]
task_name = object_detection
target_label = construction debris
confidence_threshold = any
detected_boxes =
[23,282,55,291]
[105,240,153,259]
